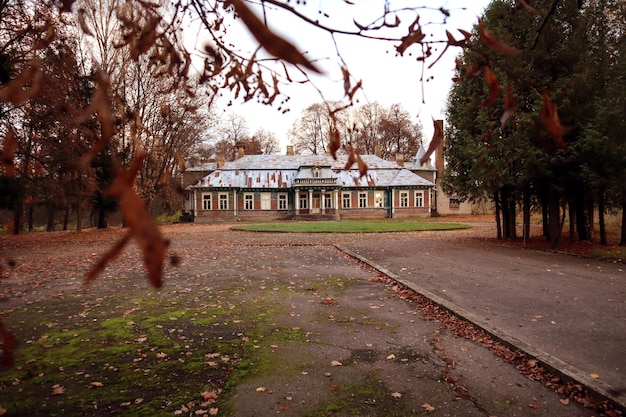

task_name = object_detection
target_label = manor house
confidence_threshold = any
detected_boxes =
[182,145,461,222]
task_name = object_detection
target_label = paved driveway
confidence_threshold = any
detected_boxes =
[341,232,626,405]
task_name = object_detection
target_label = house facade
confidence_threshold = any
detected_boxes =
[184,153,436,222]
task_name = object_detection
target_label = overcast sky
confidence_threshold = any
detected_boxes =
[198,0,492,153]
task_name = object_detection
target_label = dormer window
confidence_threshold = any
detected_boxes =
[312,167,321,178]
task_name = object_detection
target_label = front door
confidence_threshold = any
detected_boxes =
[312,193,321,214]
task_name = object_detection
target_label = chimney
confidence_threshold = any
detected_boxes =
[235,141,245,159]
[435,120,444,179]
[217,155,225,168]
[286,145,294,155]
[374,145,381,158]
[396,153,404,167]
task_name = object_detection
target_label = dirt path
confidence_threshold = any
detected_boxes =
[0,223,617,416]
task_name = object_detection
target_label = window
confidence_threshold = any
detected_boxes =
[342,193,351,208]
[374,192,383,208]
[219,193,228,210]
[324,193,332,209]
[449,198,460,209]
[299,194,308,209]
[312,167,321,178]
[278,194,288,210]
[415,191,424,208]
[400,191,408,208]
[359,192,367,208]
[202,194,212,210]
[244,193,254,210]
[261,193,271,210]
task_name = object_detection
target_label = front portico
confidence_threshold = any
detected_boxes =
[292,164,340,219]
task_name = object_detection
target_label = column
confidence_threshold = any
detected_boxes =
[295,189,300,215]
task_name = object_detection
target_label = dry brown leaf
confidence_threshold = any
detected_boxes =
[85,233,131,284]
[341,66,351,97]
[391,392,402,398]
[422,403,435,412]
[0,322,16,367]
[500,84,517,128]
[540,91,568,148]
[175,150,186,172]
[228,0,321,73]
[328,125,341,159]
[480,66,500,108]
[357,153,368,177]
[77,8,94,36]
[51,384,66,395]
[396,16,425,55]
[75,73,114,168]
[1,128,17,177]
[201,390,219,401]
[419,119,444,165]
[344,146,357,170]
[36,24,56,50]
[478,20,522,55]
[104,153,166,288]
[59,0,76,12]
[0,60,42,105]
[517,0,541,15]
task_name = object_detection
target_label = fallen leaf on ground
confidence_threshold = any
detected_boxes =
[255,387,267,392]
[391,392,402,398]
[422,403,435,412]
[330,360,342,366]
[201,391,219,401]
[51,384,65,395]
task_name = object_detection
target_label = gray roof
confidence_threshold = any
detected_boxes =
[189,154,434,190]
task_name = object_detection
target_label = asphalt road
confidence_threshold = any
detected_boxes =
[340,233,626,411]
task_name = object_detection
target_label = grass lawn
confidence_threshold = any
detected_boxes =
[231,219,470,233]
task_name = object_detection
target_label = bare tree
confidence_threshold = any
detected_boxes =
[287,103,332,155]
[379,103,423,160]
[249,128,279,155]
[349,102,386,156]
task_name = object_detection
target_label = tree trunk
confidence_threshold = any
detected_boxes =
[541,194,549,238]
[598,187,606,245]
[575,195,590,241]
[587,198,595,241]
[97,207,108,229]
[508,197,517,240]
[619,196,626,246]
[76,204,82,232]
[501,188,511,239]
[12,201,22,235]
[494,192,502,240]
[46,203,55,232]
[568,199,576,243]
[63,206,70,231]
[522,186,530,243]
[27,204,34,232]
[548,192,562,248]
